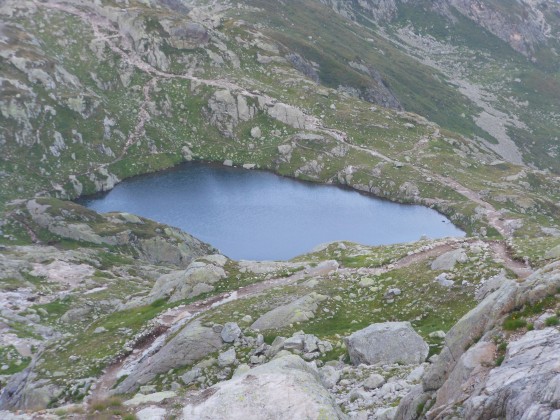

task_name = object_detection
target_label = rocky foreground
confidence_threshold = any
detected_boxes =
[0,197,558,419]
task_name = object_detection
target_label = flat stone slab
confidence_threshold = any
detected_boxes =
[124,391,176,406]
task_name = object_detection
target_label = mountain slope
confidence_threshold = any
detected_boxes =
[0,0,559,418]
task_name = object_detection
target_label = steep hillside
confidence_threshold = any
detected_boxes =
[319,0,560,171]
[0,0,559,419]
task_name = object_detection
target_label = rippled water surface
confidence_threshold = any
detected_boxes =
[78,163,465,260]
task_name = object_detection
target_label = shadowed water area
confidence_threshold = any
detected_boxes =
[78,163,465,260]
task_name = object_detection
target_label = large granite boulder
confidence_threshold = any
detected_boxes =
[344,322,428,366]
[182,353,346,419]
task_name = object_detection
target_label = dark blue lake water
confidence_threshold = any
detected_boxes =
[78,162,465,260]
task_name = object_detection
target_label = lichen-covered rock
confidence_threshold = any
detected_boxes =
[114,320,223,394]
[220,322,241,343]
[422,279,518,392]
[344,322,428,366]
[431,341,496,414]
[461,328,560,419]
[149,261,226,302]
[430,249,468,271]
[182,354,346,419]
[206,90,256,137]
[251,293,327,331]
[0,362,63,411]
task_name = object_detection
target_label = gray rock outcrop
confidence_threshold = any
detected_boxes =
[0,357,62,411]
[428,328,560,419]
[462,328,560,419]
[149,261,226,302]
[430,249,468,271]
[344,322,429,366]
[396,261,560,420]
[182,354,346,419]
[206,90,256,137]
[114,320,223,394]
[251,292,327,330]
[432,341,496,412]
[420,279,518,393]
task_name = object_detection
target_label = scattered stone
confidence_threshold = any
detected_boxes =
[250,127,262,138]
[223,159,233,167]
[181,368,201,386]
[139,385,157,394]
[363,373,385,390]
[429,331,446,339]
[250,355,266,365]
[359,278,375,287]
[221,322,242,343]
[435,273,454,287]
[406,365,425,382]
[319,366,341,389]
[251,293,327,330]
[218,348,237,367]
[384,288,401,299]
[545,244,560,260]
[303,335,319,353]
[265,336,286,358]
[93,327,107,334]
[283,335,304,351]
